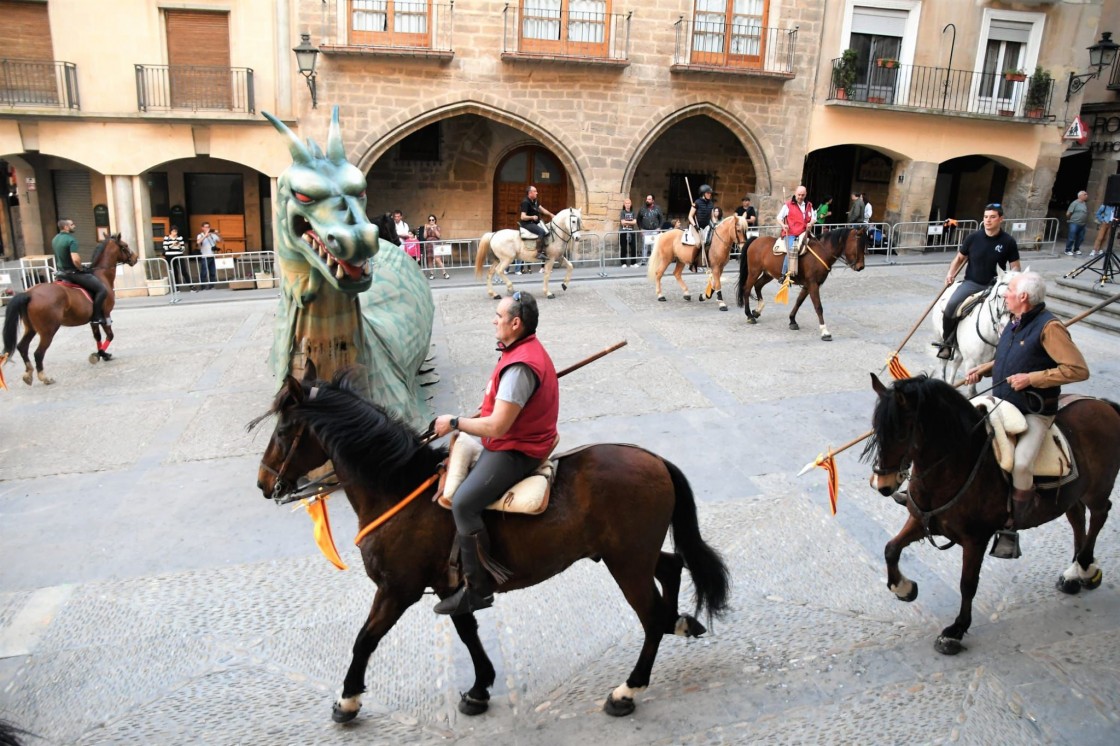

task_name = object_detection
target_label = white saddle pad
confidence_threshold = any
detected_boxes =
[439,433,553,515]
[519,228,541,240]
[973,396,1073,478]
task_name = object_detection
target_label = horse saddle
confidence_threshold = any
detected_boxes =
[519,227,543,241]
[437,433,558,515]
[952,288,991,320]
[771,235,808,256]
[972,396,1075,483]
[55,280,92,303]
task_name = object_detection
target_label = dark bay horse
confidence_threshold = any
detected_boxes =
[1,235,136,385]
[736,227,867,340]
[864,374,1120,655]
[254,372,730,721]
[647,215,748,310]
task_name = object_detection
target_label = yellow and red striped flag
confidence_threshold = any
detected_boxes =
[887,353,912,381]
[304,495,348,571]
[816,453,840,515]
[775,276,792,305]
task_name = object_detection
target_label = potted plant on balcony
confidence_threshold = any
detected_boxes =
[1024,66,1052,118]
[832,49,858,100]
[875,57,898,69]
[1003,68,1027,82]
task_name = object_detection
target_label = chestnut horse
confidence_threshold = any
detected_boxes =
[864,374,1120,655]
[735,227,868,340]
[1,235,136,385]
[647,215,747,311]
[254,371,730,722]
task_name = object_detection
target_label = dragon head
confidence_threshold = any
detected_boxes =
[264,106,377,297]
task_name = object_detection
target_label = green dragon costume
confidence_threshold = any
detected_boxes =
[264,107,434,428]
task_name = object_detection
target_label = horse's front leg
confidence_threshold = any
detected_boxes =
[936,537,986,655]
[334,585,423,723]
[788,285,810,331]
[885,514,924,602]
[560,253,574,293]
[450,613,497,715]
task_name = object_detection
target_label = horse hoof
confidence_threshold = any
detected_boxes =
[1056,576,1082,595]
[674,614,707,637]
[458,692,489,716]
[1082,568,1103,590]
[683,294,691,301]
[698,293,706,302]
[603,693,635,717]
[934,635,965,655]
[100,351,113,361]
[894,580,918,602]
[821,334,832,342]
[719,304,728,311]
[562,283,568,292]
[547,293,555,299]
[331,703,359,723]
[41,376,55,386]
[789,322,800,331]
[657,296,667,302]
[746,316,757,325]
[22,372,32,386]
[750,310,760,319]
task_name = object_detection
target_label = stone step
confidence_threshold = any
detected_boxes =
[1047,277,1120,336]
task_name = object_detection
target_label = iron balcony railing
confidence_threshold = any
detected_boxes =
[320,1,454,54]
[501,4,630,62]
[827,59,1055,120]
[0,59,79,109]
[672,20,797,75]
[1109,54,1120,90]
[134,64,255,113]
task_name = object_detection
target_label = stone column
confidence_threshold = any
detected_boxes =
[887,160,938,225]
[111,176,139,250]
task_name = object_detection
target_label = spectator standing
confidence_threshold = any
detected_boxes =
[619,197,638,267]
[847,192,865,225]
[162,226,188,289]
[195,221,220,290]
[392,210,410,244]
[1065,191,1089,256]
[637,194,664,266]
[423,214,450,279]
[1092,203,1115,258]
[735,195,757,225]
[403,232,421,263]
[862,193,873,224]
[815,196,833,233]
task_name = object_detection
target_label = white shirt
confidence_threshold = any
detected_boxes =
[864,202,873,222]
[394,220,410,240]
[776,200,815,226]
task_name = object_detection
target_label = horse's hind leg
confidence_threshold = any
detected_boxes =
[450,612,497,715]
[1059,499,1110,594]
[32,328,57,385]
[16,327,36,386]
[602,555,665,717]
[1058,504,1091,594]
[333,586,422,723]
[673,263,690,301]
[654,551,706,637]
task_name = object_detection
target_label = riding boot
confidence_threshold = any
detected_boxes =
[936,319,958,360]
[535,235,549,262]
[434,529,510,616]
[990,487,1036,560]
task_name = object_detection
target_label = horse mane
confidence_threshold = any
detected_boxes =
[862,375,983,462]
[273,374,446,492]
[822,226,852,249]
[91,239,108,266]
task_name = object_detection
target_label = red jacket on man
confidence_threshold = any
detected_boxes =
[785,199,814,237]
[479,334,559,459]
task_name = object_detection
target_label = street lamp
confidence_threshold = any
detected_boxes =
[293,33,319,109]
[1066,31,1118,101]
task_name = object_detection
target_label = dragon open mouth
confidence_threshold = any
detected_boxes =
[293,216,371,281]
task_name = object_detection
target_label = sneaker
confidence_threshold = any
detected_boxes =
[442,273,450,279]
[1075,250,1083,255]
[1089,251,1098,257]
[514,270,522,275]
[427,273,435,280]
[1065,250,1073,256]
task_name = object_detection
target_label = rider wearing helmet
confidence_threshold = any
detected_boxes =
[52,219,110,326]
[688,185,715,267]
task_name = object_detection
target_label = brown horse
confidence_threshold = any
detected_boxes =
[1,235,136,385]
[647,215,747,310]
[864,374,1120,655]
[254,371,730,722]
[736,227,868,340]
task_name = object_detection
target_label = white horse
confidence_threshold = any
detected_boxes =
[474,208,582,299]
[930,266,1020,394]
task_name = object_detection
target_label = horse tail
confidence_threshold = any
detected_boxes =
[663,457,730,619]
[2,292,30,356]
[735,240,753,308]
[645,236,660,281]
[475,233,493,278]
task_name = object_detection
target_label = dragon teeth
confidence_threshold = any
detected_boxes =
[327,254,337,268]
[335,263,346,280]
[362,262,371,277]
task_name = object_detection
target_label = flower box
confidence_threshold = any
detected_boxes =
[1003,72,1026,82]
[875,58,898,69]
[998,109,1015,117]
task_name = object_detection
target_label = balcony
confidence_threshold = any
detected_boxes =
[1109,53,1120,90]
[501,5,630,66]
[135,65,255,114]
[319,2,454,61]
[826,59,1055,122]
[0,59,79,110]
[671,20,796,78]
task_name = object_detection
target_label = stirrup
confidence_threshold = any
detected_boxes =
[433,585,494,616]
[989,529,1021,560]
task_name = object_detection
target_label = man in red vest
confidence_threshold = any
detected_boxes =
[777,186,815,278]
[432,290,559,615]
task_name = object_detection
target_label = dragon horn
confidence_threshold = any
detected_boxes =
[307,138,325,160]
[326,105,346,164]
[262,110,312,165]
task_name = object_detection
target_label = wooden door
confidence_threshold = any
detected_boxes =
[492,147,569,231]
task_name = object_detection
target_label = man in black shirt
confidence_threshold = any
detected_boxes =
[937,204,1022,359]
[735,195,757,227]
[520,185,554,261]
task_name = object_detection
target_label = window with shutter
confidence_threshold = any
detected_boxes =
[165,10,232,110]
[0,1,59,104]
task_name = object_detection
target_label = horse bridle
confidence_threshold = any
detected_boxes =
[974,281,1010,347]
[551,210,579,243]
[259,389,341,504]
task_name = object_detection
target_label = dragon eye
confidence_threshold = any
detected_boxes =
[294,192,314,204]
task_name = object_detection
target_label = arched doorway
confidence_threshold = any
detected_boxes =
[934,156,1009,222]
[803,145,894,224]
[493,146,569,231]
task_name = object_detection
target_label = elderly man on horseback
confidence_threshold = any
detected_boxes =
[965,271,1089,557]
[432,290,559,615]
[936,204,1021,360]
[777,186,815,279]
[520,185,555,262]
[52,219,110,326]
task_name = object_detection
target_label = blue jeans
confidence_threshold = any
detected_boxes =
[200,255,217,285]
[1066,223,1086,252]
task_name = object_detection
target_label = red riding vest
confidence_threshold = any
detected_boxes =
[480,334,559,459]
[785,199,814,237]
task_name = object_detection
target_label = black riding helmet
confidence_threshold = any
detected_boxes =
[699,184,713,196]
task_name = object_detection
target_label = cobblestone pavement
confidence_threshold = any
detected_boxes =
[1,255,1118,745]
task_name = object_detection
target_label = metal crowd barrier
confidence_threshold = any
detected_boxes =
[17,256,56,289]
[890,220,979,256]
[1001,216,1059,255]
[168,251,277,300]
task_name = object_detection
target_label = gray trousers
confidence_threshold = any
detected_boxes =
[451,447,540,534]
[1013,413,1055,490]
